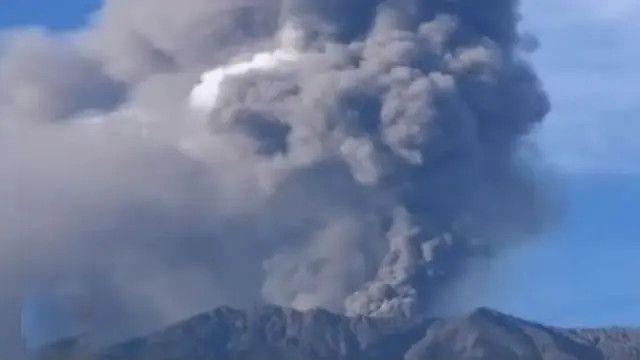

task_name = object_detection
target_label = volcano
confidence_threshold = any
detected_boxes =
[38,305,640,360]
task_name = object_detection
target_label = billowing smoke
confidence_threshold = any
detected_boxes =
[0,0,550,356]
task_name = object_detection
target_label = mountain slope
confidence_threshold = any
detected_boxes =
[39,306,640,360]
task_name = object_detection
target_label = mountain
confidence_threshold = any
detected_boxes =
[37,305,640,360]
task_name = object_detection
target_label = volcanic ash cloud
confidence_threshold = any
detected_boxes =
[0,0,550,355]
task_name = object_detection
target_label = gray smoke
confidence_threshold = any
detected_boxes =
[0,0,550,356]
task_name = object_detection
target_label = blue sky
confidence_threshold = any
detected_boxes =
[0,0,101,30]
[431,0,640,327]
[3,0,639,341]
[522,0,640,175]
[493,0,640,326]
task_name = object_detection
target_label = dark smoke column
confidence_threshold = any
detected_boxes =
[337,0,551,317]
[211,0,550,318]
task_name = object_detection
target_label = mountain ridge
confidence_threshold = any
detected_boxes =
[37,305,640,360]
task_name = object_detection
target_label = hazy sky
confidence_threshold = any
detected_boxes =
[523,0,640,175]
[1,0,638,336]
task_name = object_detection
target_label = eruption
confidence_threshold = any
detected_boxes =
[0,0,550,356]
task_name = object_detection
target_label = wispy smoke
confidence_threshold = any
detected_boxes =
[0,0,550,356]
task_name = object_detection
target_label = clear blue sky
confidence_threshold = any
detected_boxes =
[4,0,639,342]
[0,0,101,30]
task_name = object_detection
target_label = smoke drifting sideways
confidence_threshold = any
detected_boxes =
[0,0,551,356]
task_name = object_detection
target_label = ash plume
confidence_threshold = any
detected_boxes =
[0,0,550,356]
